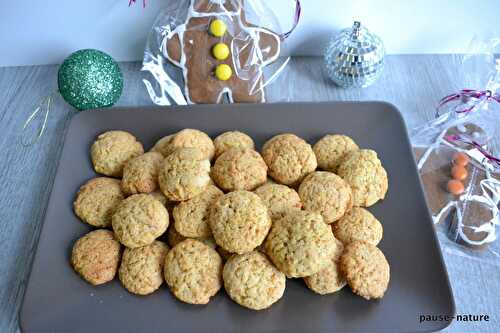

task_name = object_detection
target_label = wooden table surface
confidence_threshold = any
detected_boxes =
[0,55,499,332]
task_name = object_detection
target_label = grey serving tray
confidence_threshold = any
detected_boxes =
[20,102,454,333]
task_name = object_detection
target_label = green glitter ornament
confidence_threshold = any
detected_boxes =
[58,49,123,110]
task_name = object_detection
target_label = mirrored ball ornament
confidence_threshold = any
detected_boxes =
[324,21,385,88]
[58,49,123,110]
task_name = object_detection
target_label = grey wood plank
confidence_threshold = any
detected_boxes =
[0,55,499,333]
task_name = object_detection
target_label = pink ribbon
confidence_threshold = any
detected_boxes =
[128,0,146,8]
[280,0,302,41]
[445,134,500,166]
[438,89,500,166]
[436,89,500,117]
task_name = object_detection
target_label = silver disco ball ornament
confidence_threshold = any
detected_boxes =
[325,21,385,88]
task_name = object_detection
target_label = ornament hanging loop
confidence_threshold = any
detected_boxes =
[21,92,56,147]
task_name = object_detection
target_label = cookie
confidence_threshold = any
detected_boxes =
[340,241,390,300]
[254,183,302,220]
[211,148,267,191]
[90,130,144,177]
[118,241,169,295]
[158,147,211,201]
[332,207,383,246]
[337,149,388,207]
[173,185,223,238]
[74,177,124,228]
[303,238,346,295]
[121,152,164,195]
[166,225,216,249]
[149,191,176,213]
[213,131,255,158]
[264,210,339,278]
[150,134,175,156]
[112,194,169,248]
[313,134,359,172]
[209,191,271,254]
[164,239,223,304]
[165,0,280,103]
[298,171,353,223]
[223,251,286,310]
[71,229,121,285]
[152,129,215,161]
[262,134,317,186]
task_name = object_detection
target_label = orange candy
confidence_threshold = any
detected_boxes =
[451,165,468,181]
[453,152,469,166]
[447,179,465,195]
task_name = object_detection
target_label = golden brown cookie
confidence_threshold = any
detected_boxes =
[121,152,164,195]
[298,171,353,223]
[158,148,211,201]
[211,148,267,191]
[337,149,388,207]
[166,225,216,249]
[73,177,124,228]
[303,238,346,295]
[313,134,359,172]
[340,241,390,300]
[264,210,339,278]
[262,134,317,186]
[150,134,175,156]
[164,239,223,304]
[332,207,383,245]
[173,185,223,238]
[209,191,271,254]
[90,130,144,177]
[118,241,169,295]
[254,183,302,220]
[112,194,169,248]
[213,131,255,158]
[71,229,121,285]
[223,251,286,310]
[153,129,214,161]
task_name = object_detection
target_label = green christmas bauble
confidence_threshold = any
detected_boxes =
[58,49,123,110]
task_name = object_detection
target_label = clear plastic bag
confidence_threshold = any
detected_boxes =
[411,36,500,266]
[142,0,297,105]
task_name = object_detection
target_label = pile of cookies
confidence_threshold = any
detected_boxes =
[71,128,390,310]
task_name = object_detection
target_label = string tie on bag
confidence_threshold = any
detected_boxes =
[436,89,500,117]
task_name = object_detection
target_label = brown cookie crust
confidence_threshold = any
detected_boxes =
[264,210,339,278]
[164,239,223,304]
[74,177,124,228]
[121,152,164,195]
[90,130,144,177]
[262,134,317,186]
[71,229,122,285]
[340,241,390,300]
[209,191,271,254]
[298,171,353,223]
[212,148,267,191]
[112,194,169,248]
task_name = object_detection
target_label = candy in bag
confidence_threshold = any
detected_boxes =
[411,36,500,266]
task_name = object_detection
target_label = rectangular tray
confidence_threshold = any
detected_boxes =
[20,102,454,333]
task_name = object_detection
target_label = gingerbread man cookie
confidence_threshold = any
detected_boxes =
[165,0,281,104]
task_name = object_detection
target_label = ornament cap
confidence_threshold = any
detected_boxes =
[352,21,361,38]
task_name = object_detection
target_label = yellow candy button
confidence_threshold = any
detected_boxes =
[215,64,232,81]
[209,19,227,37]
[212,43,230,60]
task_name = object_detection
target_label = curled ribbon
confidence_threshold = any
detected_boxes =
[280,0,302,41]
[445,134,500,167]
[436,89,500,117]
[128,0,146,8]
